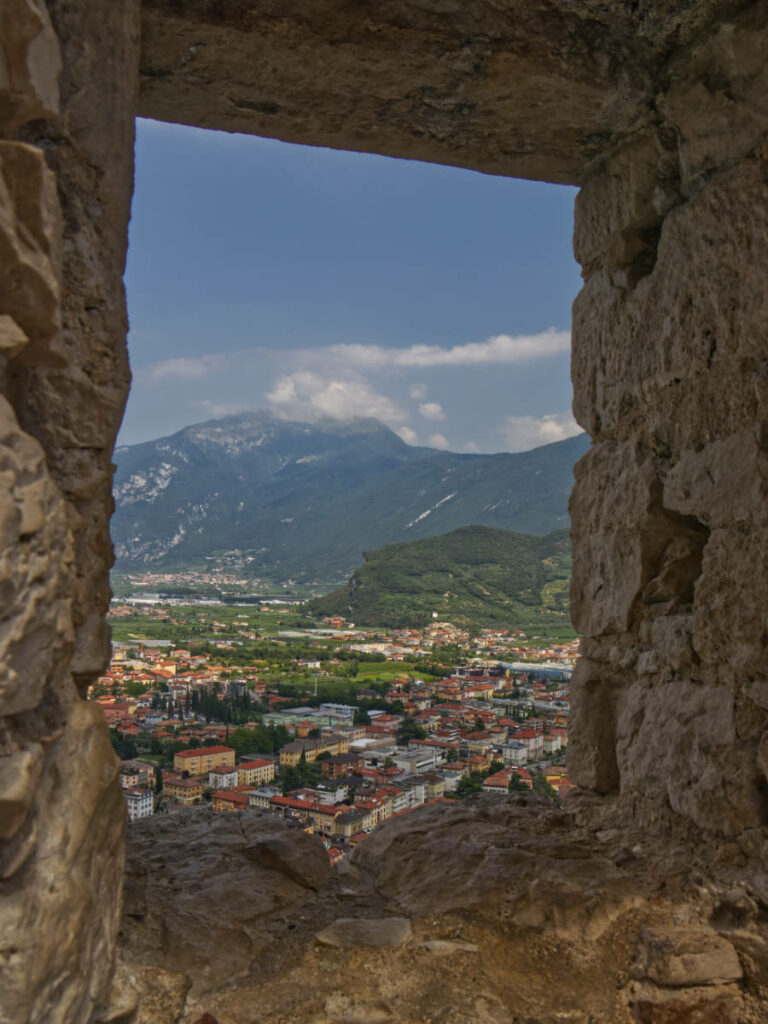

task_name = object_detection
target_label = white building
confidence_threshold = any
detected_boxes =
[249,785,281,808]
[125,788,153,822]
[209,765,238,789]
[438,768,464,792]
[394,749,438,775]
[502,742,528,766]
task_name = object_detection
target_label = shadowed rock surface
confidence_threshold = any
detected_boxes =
[109,803,768,1023]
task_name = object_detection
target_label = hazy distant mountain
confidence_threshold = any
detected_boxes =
[111,411,588,586]
[308,525,572,629]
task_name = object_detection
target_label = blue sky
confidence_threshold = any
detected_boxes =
[122,118,581,452]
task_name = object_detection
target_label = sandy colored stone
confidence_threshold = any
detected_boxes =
[0,0,61,128]
[103,962,190,1024]
[630,992,740,1024]
[0,141,61,362]
[419,940,479,955]
[323,995,394,1023]
[0,747,43,839]
[316,917,412,949]
[632,928,743,987]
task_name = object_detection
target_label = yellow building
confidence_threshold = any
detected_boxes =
[212,789,250,812]
[164,775,205,805]
[425,775,446,799]
[173,745,235,775]
[279,734,350,767]
[237,759,276,786]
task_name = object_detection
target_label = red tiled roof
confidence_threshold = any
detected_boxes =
[176,745,234,759]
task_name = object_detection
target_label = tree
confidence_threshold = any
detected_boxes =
[397,717,427,743]
[509,775,529,793]
[109,728,137,760]
[455,773,483,798]
[353,707,371,725]
[446,748,458,763]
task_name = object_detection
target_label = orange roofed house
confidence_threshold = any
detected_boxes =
[173,745,235,775]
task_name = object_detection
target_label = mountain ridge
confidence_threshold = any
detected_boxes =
[111,411,588,586]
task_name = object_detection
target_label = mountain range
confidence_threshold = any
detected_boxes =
[308,525,572,629]
[112,411,588,587]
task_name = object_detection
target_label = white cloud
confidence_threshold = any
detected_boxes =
[427,433,450,450]
[418,401,445,421]
[137,355,226,384]
[409,384,427,400]
[193,399,252,419]
[325,328,570,369]
[396,426,419,445]
[266,370,407,426]
[498,412,581,452]
[462,441,480,453]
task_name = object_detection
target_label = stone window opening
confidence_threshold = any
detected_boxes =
[3,2,768,1022]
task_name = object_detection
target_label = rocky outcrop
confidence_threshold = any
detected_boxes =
[107,804,768,1024]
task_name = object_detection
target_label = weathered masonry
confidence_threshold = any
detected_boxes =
[2,2,768,1022]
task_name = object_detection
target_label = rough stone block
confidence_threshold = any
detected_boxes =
[570,441,655,636]
[0,141,62,363]
[245,832,333,890]
[631,928,742,987]
[315,917,412,949]
[0,0,60,129]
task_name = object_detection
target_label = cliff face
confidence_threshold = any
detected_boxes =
[2,1,768,1022]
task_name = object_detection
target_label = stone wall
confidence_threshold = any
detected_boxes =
[1,1,767,1021]
[568,0,768,846]
[0,2,139,1022]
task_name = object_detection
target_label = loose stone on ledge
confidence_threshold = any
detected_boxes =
[315,918,412,949]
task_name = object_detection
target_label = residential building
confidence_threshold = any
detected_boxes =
[212,788,251,811]
[321,753,365,778]
[248,785,281,809]
[423,774,446,799]
[483,768,516,794]
[333,807,372,837]
[393,749,438,775]
[269,795,341,834]
[164,775,205,805]
[208,765,238,789]
[125,788,153,821]
[173,745,235,775]
[237,759,276,787]
[279,734,350,767]
[502,742,527,766]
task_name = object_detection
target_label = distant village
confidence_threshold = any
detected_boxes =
[97,601,575,864]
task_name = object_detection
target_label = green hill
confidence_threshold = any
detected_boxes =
[308,525,572,630]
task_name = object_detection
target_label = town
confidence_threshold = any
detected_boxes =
[96,598,576,864]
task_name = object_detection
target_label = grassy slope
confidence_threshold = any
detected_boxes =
[309,525,572,630]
